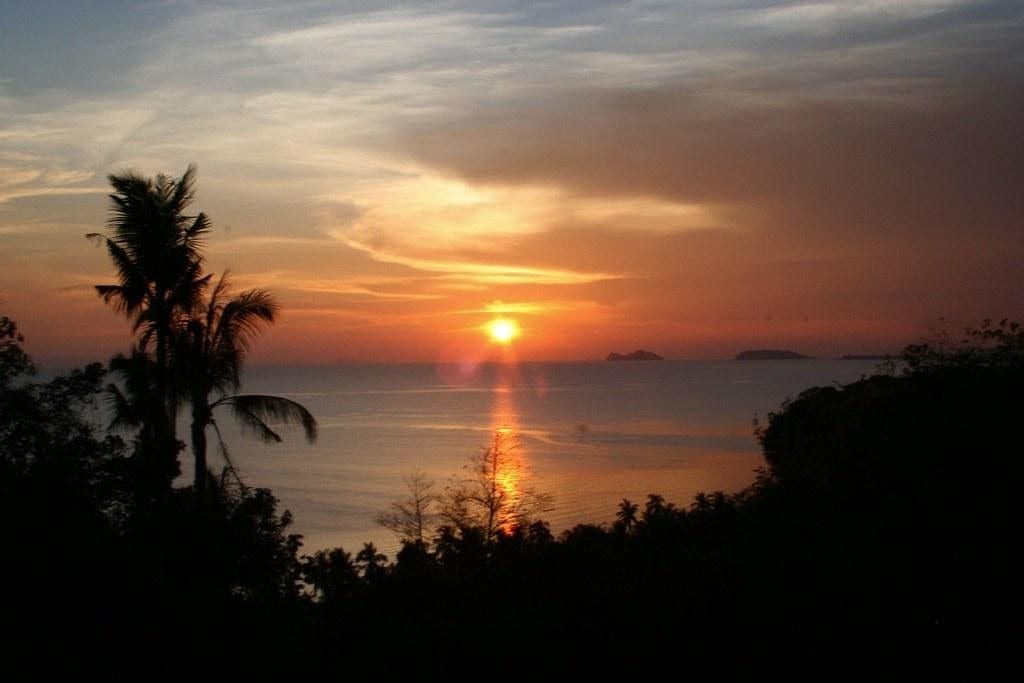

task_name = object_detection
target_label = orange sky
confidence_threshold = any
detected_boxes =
[2,2,1022,365]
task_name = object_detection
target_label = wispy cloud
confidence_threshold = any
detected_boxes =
[341,236,625,286]
[0,185,105,207]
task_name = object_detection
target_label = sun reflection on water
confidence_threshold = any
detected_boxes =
[490,365,527,534]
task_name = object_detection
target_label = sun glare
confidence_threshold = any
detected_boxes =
[487,318,520,344]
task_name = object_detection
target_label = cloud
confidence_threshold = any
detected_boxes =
[341,235,625,286]
[0,185,105,207]
[395,4,1024,254]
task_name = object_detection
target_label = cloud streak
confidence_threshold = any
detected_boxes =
[341,237,625,286]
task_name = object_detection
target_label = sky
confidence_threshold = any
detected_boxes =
[1,0,1022,365]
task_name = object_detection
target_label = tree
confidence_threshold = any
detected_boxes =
[1,315,131,626]
[613,498,639,534]
[88,164,212,485]
[439,429,553,546]
[377,470,438,545]
[302,548,359,602]
[105,346,178,506]
[1,316,127,514]
[355,542,388,583]
[0,316,34,387]
[899,317,1024,372]
[178,272,317,494]
[752,319,1023,644]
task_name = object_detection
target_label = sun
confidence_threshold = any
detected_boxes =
[486,318,520,344]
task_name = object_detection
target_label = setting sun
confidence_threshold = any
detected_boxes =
[487,318,520,344]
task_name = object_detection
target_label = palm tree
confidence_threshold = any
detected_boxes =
[180,272,317,495]
[88,164,212,479]
[105,346,181,502]
[355,542,388,583]
[614,497,639,534]
[302,548,359,602]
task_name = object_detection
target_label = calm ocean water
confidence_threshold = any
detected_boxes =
[209,360,880,556]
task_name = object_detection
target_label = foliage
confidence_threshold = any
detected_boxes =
[5,288,312,667]
[302,547,360,602]
[177,271,317,493]
[88,164,213,488]
[1,318,129,524]
[899,316,1024,372]
[0,315,35,385]
[88,167,317,498]
[1,318,304,610]
[88,164,211,336]
[2,318,135,667]
[376,470,438,545]
[438,429,553,545]
[105,346,184,507]
[355,542,388,584]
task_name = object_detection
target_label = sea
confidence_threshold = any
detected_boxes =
[207,359,883,558]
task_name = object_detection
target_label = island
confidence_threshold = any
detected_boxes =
[735,349,812,360]
[607,349,664,361]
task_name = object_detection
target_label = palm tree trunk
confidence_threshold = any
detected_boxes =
[154,301,178,486]
[191,404,209,496]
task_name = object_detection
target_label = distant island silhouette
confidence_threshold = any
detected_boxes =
[607,349,664,361]
[735,349,812,360]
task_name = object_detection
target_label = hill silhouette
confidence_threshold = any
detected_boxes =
[607,349,664,360]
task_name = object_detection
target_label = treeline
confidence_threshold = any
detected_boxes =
[4,314,1019,675]
[292,319,1021,676]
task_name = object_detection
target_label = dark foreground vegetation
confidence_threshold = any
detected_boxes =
[5,314,1019,676]
[2,167,1018,675]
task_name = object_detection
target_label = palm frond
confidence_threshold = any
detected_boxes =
[206,271,233,329]
[95,284,124,304]
[96,238,149,315]
[217,289,278,355]
[168,163,197,214]
[168,261,212,315]
[182,211,211,261]
[105,348,161,432]
[105,382,142,432]
[214,394,318,444]
[107,170,156,246]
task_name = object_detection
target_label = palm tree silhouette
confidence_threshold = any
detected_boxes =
[88,164,212,481]
[302,548,358,602]
[105,346,182,501]
[180,272,317,495]
[355,542,388,583]
[615,497,639,534]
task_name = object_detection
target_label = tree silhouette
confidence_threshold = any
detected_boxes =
[439,429,553,546]
[355,542,388,583]
[613,497,639,534]
[302,548,359,602]
[377,470,438,545]
[104,346,176,505]
[88,164,212,485]
[178,272,317,494]
[0,316,34,385]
